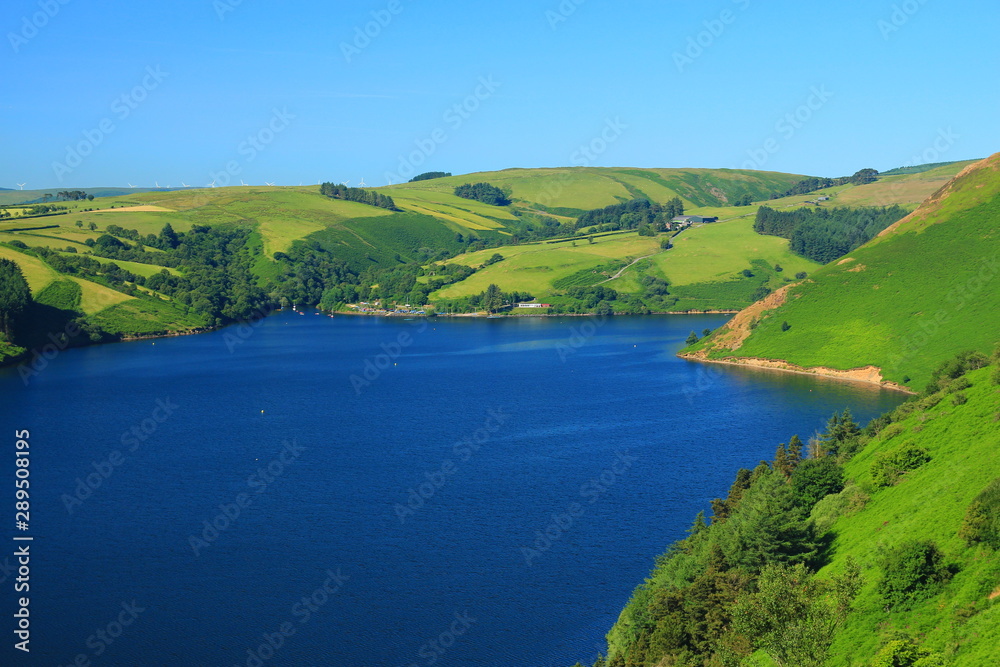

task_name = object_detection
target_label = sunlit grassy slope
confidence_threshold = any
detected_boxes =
[687,154,1000,388]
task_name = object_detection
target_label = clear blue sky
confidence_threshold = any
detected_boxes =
[3,0,998,188]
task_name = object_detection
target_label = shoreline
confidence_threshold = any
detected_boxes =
[677,351,916,394]
[1,309,739,370]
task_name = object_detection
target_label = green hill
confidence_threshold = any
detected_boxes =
[683,154,1000,390]
[598,355,1000,666]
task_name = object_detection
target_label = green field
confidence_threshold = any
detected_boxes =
[434,232,662,298]
[688,154,1000,388]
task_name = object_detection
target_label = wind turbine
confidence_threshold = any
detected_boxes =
[358,178,367,187]
[155,181,160,189]
[181,182,189,188]
[207,180,216,188]
[341,180,350,187]
[16,183,25,190]
[265,181,275,186]
[127,182,134,189]
[241,179,249,186]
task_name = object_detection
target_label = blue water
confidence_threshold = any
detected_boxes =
[0,313,905,666]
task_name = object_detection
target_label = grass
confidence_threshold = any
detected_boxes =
[692,155,1000,388]
[817,366,1000,665]
[612,220,817,287]
[0,245,61,293]
[433,232,662,298]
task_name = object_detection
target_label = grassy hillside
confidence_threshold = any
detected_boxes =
[385,167,810,214]
[598,355,1000,667]
[684,155,1000,389]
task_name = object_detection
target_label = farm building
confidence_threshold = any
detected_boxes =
[516,303,552,309]
[672,215,718,224]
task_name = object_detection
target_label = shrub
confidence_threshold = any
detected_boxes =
[877,540,953,609]
[951,392,968,406]
[781,321,791,332]
[958,478,1000,548]
[871,637,945,667]
[992,366,1000,386]
[791,457,844,508]
[870,443,930,489]
[795,271,807,279]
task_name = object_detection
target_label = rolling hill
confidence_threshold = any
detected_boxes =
[682,153,1000,390]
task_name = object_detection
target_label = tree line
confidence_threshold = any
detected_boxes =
[320,182,398,210]
[770,169,880,199]
[575,197,684,233]
[410,172,452,182]
[454,182,511,206]
[755,204,908,264]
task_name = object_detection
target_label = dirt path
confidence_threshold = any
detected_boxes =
[599,252,660,284]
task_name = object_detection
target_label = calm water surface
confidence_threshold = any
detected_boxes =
[0,313,905,666]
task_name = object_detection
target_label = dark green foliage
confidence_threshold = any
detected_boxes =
[769,169,879,199]
[951,392,968,405]
[466,283,532,313]
[958,478,1000,549]
[0,259,32,339]
[482,253,504,267]
[795,271,808,279]
[574,198,681,232]
[820,408,861,456]
[791,457,844,508]
[871,443,930,489]
[923,350,990,394]
[754,205,908,263]
[717,470,818,572]
[453,182,510,206]
[409,171,451,182]
[781,321,791,332]
[686,331,699,345]
[7,240,29,249]
[733,193,753,206]
[320,182,397,210]
[740,268,754,278]
[877,540,953,609]
[731,560,862,667]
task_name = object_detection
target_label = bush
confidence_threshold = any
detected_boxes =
[795,271,807,279]
[992,367,1000,386]
[958,478,1000,548]
[877,540,953,609]
[454,182,510,206]
[791,457,844,508]
[870,443,930,489]
[952,392,968,406]
[781,321,791,332]
[7,240,28,249]
[871,637,945,667]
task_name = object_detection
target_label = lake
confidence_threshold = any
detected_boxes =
[0,312,906,666]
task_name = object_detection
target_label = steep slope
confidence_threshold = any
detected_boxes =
[600,357,1000,667]
[683,153,1000,390]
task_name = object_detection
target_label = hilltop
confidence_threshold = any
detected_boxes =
[681,154,1000,390]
